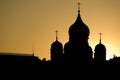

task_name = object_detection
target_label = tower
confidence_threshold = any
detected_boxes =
[64,3,93,65]
[94,33,106,64]
[50,31,63,63]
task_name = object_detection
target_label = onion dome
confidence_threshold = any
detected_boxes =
[51,40,63,50]
[51,31,63,51]
[69,3,89,39]
[95,33,106,52]
[95,43,106,52]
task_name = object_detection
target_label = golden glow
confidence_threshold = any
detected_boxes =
[0,0,120,60]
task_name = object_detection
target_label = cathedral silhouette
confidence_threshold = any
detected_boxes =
[0,3,120,80]
[50,3,106,66]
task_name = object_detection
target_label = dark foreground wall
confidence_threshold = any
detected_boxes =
[0,54,119,80]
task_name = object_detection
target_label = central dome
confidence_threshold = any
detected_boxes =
[69,12,90,39]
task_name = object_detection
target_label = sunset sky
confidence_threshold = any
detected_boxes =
[0,0,120,60]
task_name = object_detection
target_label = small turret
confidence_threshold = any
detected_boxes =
[94,33,106,64]
[50,31,63,63]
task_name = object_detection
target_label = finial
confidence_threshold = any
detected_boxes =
[32,44,35,56]
[78,3,80,13]
[56,30,58,41]
[99,33,102,43]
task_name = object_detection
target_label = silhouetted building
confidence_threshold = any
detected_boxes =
[0,52,40,64]
[50,31,63,63]
[94,33,106,64]
[64,3,93,65]
[1,3,120,79]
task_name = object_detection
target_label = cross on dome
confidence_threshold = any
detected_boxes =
[99,33,102,43]
[56,30,58,41]
[78,3,80,13]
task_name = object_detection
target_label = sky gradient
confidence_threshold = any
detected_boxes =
[0,0,120,60]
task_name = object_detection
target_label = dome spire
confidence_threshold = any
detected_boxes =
[99,33,102,43]
[68,2,90,40]
[56,30,58,41]
[32,44,35,56]
[78,3,80,13]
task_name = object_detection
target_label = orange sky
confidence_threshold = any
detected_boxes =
[0,0,120,60]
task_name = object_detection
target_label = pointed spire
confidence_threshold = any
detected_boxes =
[55,30,58,41]
[74,2,83,23]
[69,2,90,38]
[76,2,82,22]
[32,44,35,56]
[99,33,102,43]
[78,3,80,13]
